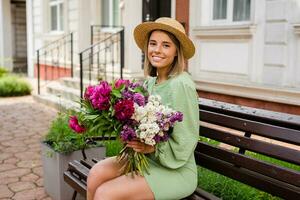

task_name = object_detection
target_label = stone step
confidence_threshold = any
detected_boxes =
[60,77,99,90]
[32,93,79,111]
[46,81,81,102]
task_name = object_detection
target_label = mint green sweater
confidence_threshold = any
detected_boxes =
[144,72,199,200]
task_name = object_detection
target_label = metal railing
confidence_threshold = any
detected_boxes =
[36,32,73,94]
[79,26,124,98]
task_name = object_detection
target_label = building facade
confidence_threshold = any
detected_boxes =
[0,0,27,72]
[24,0,300,114]
[189,0,300,114]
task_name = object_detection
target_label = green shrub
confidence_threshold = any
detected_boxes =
[44,111,103,154]
[0,67,8,78]
[103,140,123,157]
[0,75,32,97]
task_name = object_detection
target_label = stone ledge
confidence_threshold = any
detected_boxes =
[196,80,300,106]
[192,24,256,39]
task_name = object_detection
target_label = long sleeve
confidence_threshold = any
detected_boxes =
[155,76,199,169]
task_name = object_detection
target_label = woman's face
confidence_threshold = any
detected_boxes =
[147,30,177,70]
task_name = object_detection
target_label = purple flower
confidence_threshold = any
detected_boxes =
[121,90,134,99]
[120,125,136,142]
[114,99,135,121]
[69,116,86,133]
[115,79,130,88]
[169,112,183,125]
[90,81,112,110]
[129,81,142,89]
[154,133,169,143]
[133,93,145,106]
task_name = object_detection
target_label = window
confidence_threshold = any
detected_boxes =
[213,0,250,23]
[101,0,120,26]
[50,0,64,31]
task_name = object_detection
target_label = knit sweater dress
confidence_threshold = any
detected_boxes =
[144,72,199,200]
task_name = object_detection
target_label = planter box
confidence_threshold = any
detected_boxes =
[41,142,106,200]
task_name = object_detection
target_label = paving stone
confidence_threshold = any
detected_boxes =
[13,187,48,200]
[0,96,57,199]
[0,163,17,172]
[36,177,44,187]
[0,168,30,179]
[4,157,20,165]
[15,151,40,160]
[2,146,27,153]
[0,153,13,161]
[1,140,26,147]
[17,160,41,168]
[32,166,43,177]
[0,185,14,198]
[8,181,36,192]
[0,135,13,142]
[21,173,39,182]
[0,177,19,185]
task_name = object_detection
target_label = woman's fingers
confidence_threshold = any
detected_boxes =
[126,140,155,154]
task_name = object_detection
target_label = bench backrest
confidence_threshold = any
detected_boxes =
[197,98,300,199]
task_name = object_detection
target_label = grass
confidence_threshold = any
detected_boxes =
[197,147,300,200]
[197,167,280,200]
[0,75,32,97]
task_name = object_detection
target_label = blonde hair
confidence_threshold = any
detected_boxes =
[143,30,186,77]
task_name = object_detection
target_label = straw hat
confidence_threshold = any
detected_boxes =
[134,17,195,59]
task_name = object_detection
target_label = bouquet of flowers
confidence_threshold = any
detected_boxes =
[68,79,183,175]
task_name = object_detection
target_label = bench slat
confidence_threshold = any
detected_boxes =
[199,98,300,130]
[196,142,300,187]
[195,151,300,199]
[68,160,90,180]
[200,110,300,145]
[80,159,97,169]
[200,126,300,165]
[64,171,87,197]
[186,188,221,200]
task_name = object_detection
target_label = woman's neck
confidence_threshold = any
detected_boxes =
[156,68,169,84]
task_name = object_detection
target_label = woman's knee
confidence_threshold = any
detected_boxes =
[94,184,116,200]
[87,161,107,186]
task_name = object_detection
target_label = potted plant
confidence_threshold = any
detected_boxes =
[41,111,106,200]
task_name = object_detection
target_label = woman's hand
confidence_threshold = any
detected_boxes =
[126,139,155,154]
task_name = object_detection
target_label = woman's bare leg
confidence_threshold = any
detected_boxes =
[87,156,123,200]
[94,174,155,200]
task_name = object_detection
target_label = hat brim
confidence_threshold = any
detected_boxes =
[134,21,195,59]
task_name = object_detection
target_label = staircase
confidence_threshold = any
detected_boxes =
[33,26,125,111]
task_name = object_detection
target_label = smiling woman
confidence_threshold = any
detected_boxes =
[87,17,199,200]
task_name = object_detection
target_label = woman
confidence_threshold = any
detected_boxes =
[87,17,199,200]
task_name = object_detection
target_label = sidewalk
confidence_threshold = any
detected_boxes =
[0,95,57,200]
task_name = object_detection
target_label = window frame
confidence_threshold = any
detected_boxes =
[49,0,64,33]
[101,0,120,26]
[210,0,252,26]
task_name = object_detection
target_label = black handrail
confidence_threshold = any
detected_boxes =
[36,32,74,95]
[79,27,124,99]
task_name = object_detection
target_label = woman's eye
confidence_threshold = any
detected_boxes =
[163,44,170,48]
[149,42,156,46]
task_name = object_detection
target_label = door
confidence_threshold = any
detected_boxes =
[142,0,171,22]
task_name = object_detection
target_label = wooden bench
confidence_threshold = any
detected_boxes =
[64,98,300,200]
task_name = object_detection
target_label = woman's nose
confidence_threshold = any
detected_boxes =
[153,45,162,53]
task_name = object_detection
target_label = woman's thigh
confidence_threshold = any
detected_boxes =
[87,156,124,188]
[94,174,155,200]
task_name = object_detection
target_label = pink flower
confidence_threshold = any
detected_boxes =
[114,99,134,121]
[90,81,112,110]
[69,116,86,133]
[84,85,95,100]
[115,79,130,89]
